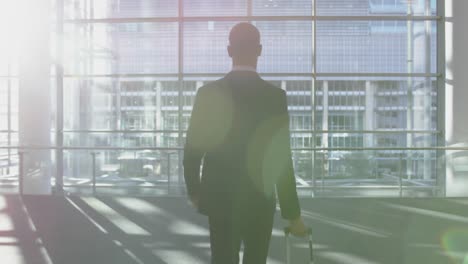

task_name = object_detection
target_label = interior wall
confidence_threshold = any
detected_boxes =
[18,0,52,194]
[445,0,468,197]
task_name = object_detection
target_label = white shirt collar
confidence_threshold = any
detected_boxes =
[231,65,257,73]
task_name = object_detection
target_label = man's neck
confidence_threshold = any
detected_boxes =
[231,64,257,72]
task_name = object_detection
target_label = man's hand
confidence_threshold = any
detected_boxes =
[189,196,199,210]
[288,217,308,237]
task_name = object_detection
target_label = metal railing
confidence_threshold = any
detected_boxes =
[57,129,441,134]
[1,145,183,196]
[4,145,465,151]
[1,145,467,197]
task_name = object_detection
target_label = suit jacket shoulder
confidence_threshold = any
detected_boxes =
[197,78,227,93]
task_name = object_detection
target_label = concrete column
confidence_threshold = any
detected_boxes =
[321,81,329,178]
[321,81,328,148]
[18,0,51,194]
[445,0,468,197]
[364,81,374,148]
[155,81,162,146]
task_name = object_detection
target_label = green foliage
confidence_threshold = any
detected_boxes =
[342,152,374,179]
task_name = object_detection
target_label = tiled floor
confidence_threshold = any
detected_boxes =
[1,195,467,264]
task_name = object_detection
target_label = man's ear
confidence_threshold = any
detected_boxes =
[257,44,262,57]
[227,45,233,58]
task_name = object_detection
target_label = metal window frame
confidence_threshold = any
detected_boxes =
[49,0,444,196]
[436,0,446,197]
[64,15,441,24]
[56,0,64,193]
[311,0,318,191]
[57,129,440,134]
[177,0,184,188]
[7,63,12,175]
[62,73,441,78]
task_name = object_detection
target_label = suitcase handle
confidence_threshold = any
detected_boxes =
[284,227,314,264]
[283,227,313,236]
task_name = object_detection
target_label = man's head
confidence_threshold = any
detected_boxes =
[228,22,262,66]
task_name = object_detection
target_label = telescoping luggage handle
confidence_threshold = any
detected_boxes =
[284,227,314,264]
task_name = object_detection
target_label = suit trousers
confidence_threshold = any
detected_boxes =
[208,205,275,264]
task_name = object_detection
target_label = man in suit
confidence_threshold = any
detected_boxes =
[183,22,308,264]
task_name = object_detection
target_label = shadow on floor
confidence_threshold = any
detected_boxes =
[2,195,467,264]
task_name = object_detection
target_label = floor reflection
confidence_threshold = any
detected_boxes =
[0,195,465,264]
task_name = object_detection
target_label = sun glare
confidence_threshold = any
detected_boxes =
[0,1,24,59]
[0,0,49,64]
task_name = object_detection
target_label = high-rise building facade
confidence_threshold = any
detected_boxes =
[0,0,440,196]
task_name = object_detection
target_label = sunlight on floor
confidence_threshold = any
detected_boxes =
[301,210,389,238]
[0,196,6,211]
[116,197,164,215]
[320,251,381,264]
[0,213,13,232]
[169,220,209,236]
[382,202,468,224]
[156,249,207,264]
[82,197,151,236]
[0,245,24,264]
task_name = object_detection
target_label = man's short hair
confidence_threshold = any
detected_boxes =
[229,22,260,51]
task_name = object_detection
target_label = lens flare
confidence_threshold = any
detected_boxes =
[441,228,468,264]
[247,115,289,196]
[190,87,234,152]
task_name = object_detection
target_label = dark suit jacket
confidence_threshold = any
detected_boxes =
[183,71,300,220]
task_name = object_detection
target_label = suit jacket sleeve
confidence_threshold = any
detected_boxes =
[276,90,301,220]
[183,87,208,198]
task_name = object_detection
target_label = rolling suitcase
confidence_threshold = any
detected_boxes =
[284,227,314,264]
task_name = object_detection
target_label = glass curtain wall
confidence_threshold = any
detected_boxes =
[0,0,440,196]
[0,3,20,193]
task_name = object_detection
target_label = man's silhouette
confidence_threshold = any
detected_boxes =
[183,22,307,264]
